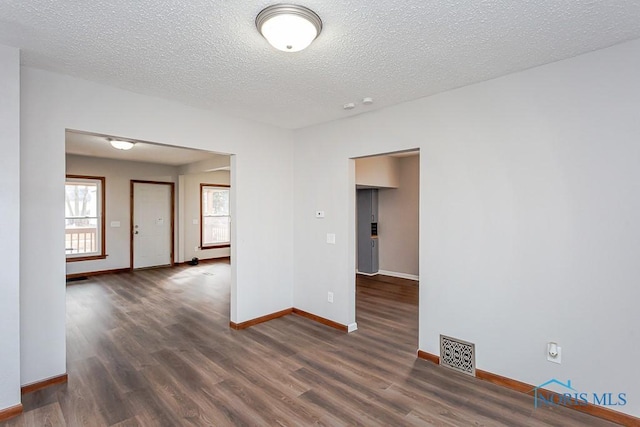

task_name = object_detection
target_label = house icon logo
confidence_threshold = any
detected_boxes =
[530,379,576,408]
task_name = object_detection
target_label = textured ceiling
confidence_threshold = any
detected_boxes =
[2,1,640,129]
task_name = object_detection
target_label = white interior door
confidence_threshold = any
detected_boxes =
[133,182,172,269]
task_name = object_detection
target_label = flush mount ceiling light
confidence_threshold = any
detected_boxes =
[108,138,135,151]
[256,4,322,52]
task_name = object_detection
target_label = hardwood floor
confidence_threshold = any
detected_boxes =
[3,261,618,426]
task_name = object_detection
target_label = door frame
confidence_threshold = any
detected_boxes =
[350,149,420,334]
[130,180,175,270]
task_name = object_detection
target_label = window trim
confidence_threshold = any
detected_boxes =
[200,183,231,250]
[65,175,106,262]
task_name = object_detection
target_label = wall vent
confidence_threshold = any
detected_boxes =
[440,335,476,376]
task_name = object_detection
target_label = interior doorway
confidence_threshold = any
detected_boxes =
[131,180,175,269]
[353,149,420,344]
[64,129,234,310]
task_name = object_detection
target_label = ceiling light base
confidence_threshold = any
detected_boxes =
[108,138,135,150]
[256,4,322,52]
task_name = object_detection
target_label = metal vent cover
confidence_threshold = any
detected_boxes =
[440,335,476,376]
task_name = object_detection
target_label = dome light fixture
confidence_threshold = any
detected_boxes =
[108,138,135,151]
[256,4,322,52]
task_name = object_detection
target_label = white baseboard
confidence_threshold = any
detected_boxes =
[356,270,378,276]
[377,270,419,281]
[347,322,358,333]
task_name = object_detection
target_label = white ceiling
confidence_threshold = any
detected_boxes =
[2,1,640,129]
[66,130,225,167]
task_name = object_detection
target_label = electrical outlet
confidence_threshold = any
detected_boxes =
[327,292,334,303]
[194,246,199,252]
[326,233,336,244]
[547,343,562,364]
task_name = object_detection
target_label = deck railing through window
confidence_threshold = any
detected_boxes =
[203,217,230,246]
[65,227,97,254]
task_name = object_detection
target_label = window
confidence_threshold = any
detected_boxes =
[201,184,230,248]
[65,175,106,261]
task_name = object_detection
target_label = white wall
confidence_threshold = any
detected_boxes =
[0,44,21,410]
[378,155,419,277]
[183,171,231,261]
[65,154,179,275]
[293,39,640,417]
[177,155,230,175]
[355,156,400,188]
[21,67,294,386]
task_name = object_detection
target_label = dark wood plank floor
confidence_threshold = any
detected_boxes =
[3,261,618,426]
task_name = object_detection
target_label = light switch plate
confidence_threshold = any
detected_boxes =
[315,211,325,218]
[327,233,336,244]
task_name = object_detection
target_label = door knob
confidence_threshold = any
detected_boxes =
[134,231,139,234]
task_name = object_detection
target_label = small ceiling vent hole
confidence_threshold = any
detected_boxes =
[440,334,476,376]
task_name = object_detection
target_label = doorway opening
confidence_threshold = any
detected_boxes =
[64,128,235,322]
[353,149,420,347]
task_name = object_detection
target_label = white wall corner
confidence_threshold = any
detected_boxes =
[0,42,22,411]
[178,175,185,263]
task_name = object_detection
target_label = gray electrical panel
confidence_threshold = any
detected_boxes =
[357,189,379,274]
